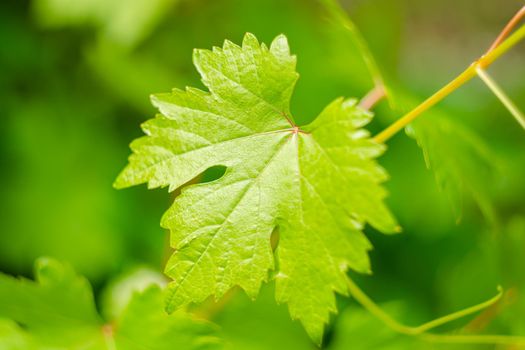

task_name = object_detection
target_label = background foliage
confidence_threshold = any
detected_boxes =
[0,0,524,348]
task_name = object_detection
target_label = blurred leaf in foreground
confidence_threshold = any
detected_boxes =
[0,258,223,350]
[100,266,167,321]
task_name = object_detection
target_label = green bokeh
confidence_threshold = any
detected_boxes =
[0,0,524,348]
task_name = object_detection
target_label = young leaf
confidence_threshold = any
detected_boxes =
[0,258,223,350]
[115,33,398,342]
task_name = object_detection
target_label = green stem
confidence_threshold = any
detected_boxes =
[476,67,525,130]
[346,277,525,346]
[102,324,117,350]
[420,333,525,346]
[374,23,525,143]
[346,277,502,335]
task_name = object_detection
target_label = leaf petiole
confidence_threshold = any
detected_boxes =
[346,277,502,335]
[102,324,117,350]
[484,5,525,55]
[359,84,386,110]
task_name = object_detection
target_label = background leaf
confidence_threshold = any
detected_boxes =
[0,259,223,350]
[407,109,502,226]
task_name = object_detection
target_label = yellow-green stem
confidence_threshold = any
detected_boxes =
[346,277,502,335]
[420,333,525,346]
[346,277,525,346]
[374,24,525,144]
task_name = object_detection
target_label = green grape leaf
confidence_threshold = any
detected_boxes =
[407,111,501,226]
[0,258,223,350]
[115,33,398,343]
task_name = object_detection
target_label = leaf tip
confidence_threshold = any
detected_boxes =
[113,173,129,190]
[270,33,291,57]
[303,323,324,348]
[112,180,123,190]
[222,39,239,52]
[192,47,209,65]
[149,93,160,105]
[242,32,259,47]
[164,291,177,315]
[35,256,54,271]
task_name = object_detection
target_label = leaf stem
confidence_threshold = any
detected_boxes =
[419,333,525,346]
[346,277,502,335]
[374,21,525,144]
[346,277,525,346]
[476,67,525,129]
[359,84,386,110]
[485,5,525,55]
[102,324,117,350]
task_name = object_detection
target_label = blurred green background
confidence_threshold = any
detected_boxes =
[1,0,524,348]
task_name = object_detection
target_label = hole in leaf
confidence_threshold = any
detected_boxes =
[270,227,280,252]
[200,165,227,183]
[169,165,227,199]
